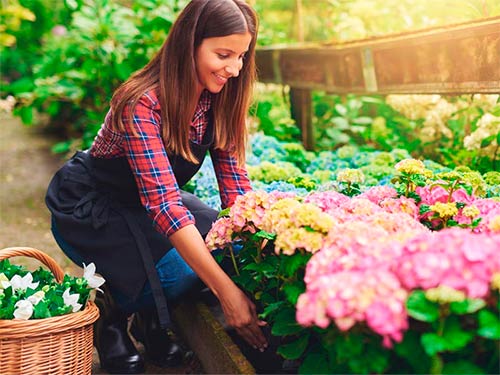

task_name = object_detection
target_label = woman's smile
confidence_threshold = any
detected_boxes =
[195,32,252,95]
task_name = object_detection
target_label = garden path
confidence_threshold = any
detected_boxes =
[0,114,202,374]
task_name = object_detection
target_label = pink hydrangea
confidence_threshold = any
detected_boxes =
[380,196,420,219]
[205,217,234,250]
[231,190,294,231]
[393,228,500,298]
[304,191,350,211]
[324,197,384,223]
[297,267,408,348]
[205,190,295,250]
[358,186,398,205]
[472,198,500,233]
[416,184,475,205]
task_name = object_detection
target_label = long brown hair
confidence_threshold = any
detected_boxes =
[110,0,258,165]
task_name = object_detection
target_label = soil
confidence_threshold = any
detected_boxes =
[0,113,202,374]
[0,114,69,269]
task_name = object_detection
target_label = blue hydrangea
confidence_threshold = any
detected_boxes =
[350,151,376,167]
[252,180,309,196]
[250,133,286,158]
[306,151,341,173]
[423,159,451,173]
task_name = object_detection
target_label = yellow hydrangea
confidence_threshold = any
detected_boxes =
[462,205,480,219]
[425,285,466,303]
[430,202,458,218]
[336,168,365,184]
[488,215,500,232]
[491,273,500,291]
[395,158,426,175]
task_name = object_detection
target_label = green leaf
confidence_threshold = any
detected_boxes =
[33,301,51,319]
[217,207,230,218]
[283,282,304,305]
[394,330,431,374]
[0,302,15,319]
[7,77,34,94]
[449,298,486,314]
[442,316,474,351]
[115,61,133,81]
[271,308,304,336]
[51,140,72,154]
[243,262,274,273]
[277,333,310,359]
[419,204,431,214]
[260,301,285,319]
[477,309,500,339]
[46,101,61,116]
[407,290,440,322]
[480,134,495,148]
[299,351,330,375]
[17,106,33,125]
[363,344,390,374]
[442,360,485,374]
[334,332,364,361]
[254,230,276,240]
[281,253,310,277]
[421,333,447,356]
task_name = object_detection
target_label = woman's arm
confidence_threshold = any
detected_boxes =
[210,148,253,208]
[169,224,267,351]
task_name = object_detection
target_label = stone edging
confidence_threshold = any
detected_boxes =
[172,301,255,374]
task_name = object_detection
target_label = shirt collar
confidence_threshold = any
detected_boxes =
[195,90,212,115]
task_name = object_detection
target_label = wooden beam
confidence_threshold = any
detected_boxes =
[256,16,500,95]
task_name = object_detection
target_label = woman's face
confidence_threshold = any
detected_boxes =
[195,32,252,96]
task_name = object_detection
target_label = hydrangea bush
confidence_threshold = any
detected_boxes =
[204,157,500,374]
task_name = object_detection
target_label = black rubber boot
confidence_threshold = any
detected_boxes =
[130,308,184,368]
[94,289,145,374]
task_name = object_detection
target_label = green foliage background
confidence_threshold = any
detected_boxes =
[1,0,499,169]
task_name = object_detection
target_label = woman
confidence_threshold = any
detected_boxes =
[46,0,267,373]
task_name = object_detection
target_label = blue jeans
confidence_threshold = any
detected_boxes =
[51,218,203,313]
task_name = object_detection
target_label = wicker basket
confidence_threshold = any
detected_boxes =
[0,247,100,375]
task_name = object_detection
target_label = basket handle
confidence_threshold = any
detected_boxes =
[0,247,66,283]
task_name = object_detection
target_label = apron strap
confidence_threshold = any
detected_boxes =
[119,208,171,330]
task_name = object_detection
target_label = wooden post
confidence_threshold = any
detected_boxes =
[290,88,314,150]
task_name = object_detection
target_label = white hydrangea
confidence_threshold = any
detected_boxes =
[464,113,500,152]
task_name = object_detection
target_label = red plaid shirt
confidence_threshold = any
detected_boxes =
[90,90,252,237]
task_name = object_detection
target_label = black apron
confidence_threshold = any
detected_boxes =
[45,120,218,329]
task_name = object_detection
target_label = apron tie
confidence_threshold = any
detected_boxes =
[73,191,111,230]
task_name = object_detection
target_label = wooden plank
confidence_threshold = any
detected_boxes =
[255,16,500,94]
[172,301,255,374]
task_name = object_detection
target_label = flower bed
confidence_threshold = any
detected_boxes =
[186,133,500,210]
[204,159,500,374]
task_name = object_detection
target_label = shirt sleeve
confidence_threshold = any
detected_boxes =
[121,93,195,236]
[210,146,253,209]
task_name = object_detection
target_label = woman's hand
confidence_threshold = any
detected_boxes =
[218,284,268,351]
[169,225,268,350]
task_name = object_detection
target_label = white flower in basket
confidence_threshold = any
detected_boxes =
[0,257,105,320]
